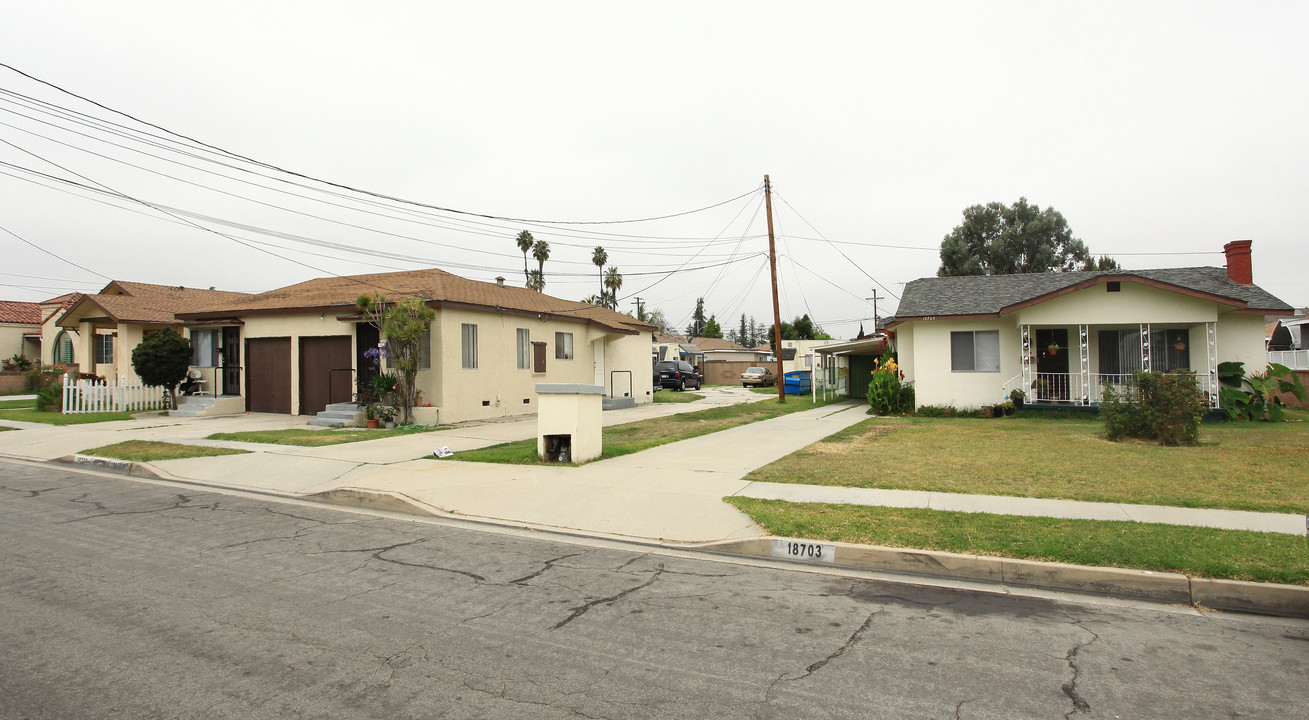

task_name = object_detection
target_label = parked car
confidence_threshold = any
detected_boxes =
[740,366,776,387]
[654,360,702,391]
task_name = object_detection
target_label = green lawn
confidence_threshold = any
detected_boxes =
[744,410,1309,514]
[653,391,703,403]
[207,426,437,447]
[452,394,841,465]
[0,398,34,410]
[82,441,250,462]
[0,408,140,425]
[726,498,1309,585]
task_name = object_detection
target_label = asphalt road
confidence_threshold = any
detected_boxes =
[2,460,1306,720]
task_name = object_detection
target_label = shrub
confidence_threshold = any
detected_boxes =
[35,382,62,412]
[1219,362,1306,422]
[1102,371,1207,446]
[23,364,64,392]
[3,354,33,372]
[914,405,952,417]
[131,329,192,410]
[866,352,913,415]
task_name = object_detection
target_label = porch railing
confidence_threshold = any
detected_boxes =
[62,374,170,414]
[1017,372,1217,406]
[1268,350,1309,371]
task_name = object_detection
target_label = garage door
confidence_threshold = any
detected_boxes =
[300,335,353,416]
[245,337,291,414]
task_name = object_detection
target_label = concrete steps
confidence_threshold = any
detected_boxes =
[602,397,636,411]
[310,402,363,428]
[170,396,214,418]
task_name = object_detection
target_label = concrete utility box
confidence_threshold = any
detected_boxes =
[536,383,604,463]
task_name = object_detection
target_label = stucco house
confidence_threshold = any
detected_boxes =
[887,241,1292,410]
[0,301,42,363]
[55,282,251,383]
[175,267,656,424]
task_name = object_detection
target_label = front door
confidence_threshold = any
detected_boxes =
[299,335,353,416]
[220,326,241,396]
[355,322,379,400]
[1035,328,1070,401]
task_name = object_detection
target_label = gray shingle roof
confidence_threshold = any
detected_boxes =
[895,267,1292,319]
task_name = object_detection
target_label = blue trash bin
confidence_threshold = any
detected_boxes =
[783,370,811,395]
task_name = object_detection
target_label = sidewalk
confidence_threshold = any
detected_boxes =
[2,388,1303,541]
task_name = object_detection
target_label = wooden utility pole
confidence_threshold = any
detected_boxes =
[765,175,785,402]
[866,290,883,334]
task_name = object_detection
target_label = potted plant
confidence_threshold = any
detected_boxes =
[1009,388,1025,409]
[1001,401,1016,416]
[1047,342,1060,356]
[376,403,398,429]
[1174,340,1187,351]
[364,403,379,429]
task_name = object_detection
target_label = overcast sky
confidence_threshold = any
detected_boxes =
[2,2,1306,338]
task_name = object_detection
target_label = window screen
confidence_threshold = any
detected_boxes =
[517,329,530,369]
[555,332,573,360]
[191,329,218,367]
[950,331,1000,372]
[461,323,478,369]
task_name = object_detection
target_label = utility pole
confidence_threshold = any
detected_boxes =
[866,290,883,334]
[631,296,644,321]
[765,175,785,403]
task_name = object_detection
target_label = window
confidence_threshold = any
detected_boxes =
[417,327,431,370]
[54,331,75,364]
[1098,329,1190,375]
[1106,281,1121,293]
[190,329,219,366]
[516,329,530,369]
[555,331,573,360]
[461,323,478,369]
[93,334,114,365]
[950,330,1000,372]
[532,341,547,373]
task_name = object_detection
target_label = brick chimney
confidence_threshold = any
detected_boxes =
[1223,240,1252,285]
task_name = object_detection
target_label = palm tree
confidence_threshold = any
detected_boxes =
[527,269,545,293]
[515,230,534,284]
[591,246,608,302]
[603,267,623,310]
[532,240,551,289]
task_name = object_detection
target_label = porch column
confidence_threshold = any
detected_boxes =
[1206,321,1219,408]
[1078,324,1090,406]
[1020,325,1032,396]
[1139,323,1151,373]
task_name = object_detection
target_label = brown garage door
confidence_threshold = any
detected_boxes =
[300,335,353,416]
[245,337,291,414]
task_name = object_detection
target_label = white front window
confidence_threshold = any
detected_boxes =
[951,330,1000,372]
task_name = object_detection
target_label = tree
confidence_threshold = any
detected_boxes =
[527,269,545,292]
[591,246,608,302]
[356,293,435,425]
[938,198,1099,276]
[603,267,623,310]
[531,239,551,291]
[702,315,723,339]
[130,328,192,410]
[736,314,749,346]
[856,322,866,339]
[1081,255,1122,271]
[686,297,707,338]
[515,230,535,284]
[645,308,670,334]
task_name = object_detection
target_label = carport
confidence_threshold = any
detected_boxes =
[812,335,888,400]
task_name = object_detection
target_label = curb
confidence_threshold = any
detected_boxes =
[56,454,163,480]
[695,537,1309,619]
[304,488,439,517]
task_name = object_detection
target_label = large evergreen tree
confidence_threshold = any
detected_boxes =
[938,198,1111,276]
[686,297,707,337]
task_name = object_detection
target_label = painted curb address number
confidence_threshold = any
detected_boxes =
[771,539,836,564]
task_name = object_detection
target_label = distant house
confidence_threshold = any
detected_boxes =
[886,241,1292,410]
[176,268,656,423]
[0,300,41,363]
[55,282,251,383]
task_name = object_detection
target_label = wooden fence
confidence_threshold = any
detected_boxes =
[62,374,169,414]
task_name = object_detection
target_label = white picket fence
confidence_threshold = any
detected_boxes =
[62,374,170,414]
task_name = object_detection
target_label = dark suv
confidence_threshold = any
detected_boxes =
[654,360,702,391]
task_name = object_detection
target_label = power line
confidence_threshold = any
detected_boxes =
[0,221,111,281]
[773,190,901,301]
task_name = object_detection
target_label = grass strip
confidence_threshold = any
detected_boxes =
[725,497,1309,586]
[82,440,251,462]
[745,411,1309,514]
[207,426,437,447]
[653,391,703,403]
[0,408,140,425]
[0,398,34,410]
[451,395,842,465]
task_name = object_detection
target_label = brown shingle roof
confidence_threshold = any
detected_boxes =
[687,337,757,351]
[179,268,655,335]
[61,282,251,326]
[0,300,41,325]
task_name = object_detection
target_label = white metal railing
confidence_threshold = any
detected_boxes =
[1021,372,1217,407]
[61,374,170,414]
[1268,350,1309,370]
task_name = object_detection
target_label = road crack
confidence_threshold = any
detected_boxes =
[1062,623,1099,717]
[508,552,583,585]
[552,563,665,630]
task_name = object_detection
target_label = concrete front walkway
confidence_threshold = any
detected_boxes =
[2,387,1303,541]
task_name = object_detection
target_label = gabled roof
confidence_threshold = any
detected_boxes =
[58,282,250,327]
[178,268,655,335]
[0,300,41,325]
[685,336,758,352]
[40,292,84,308]
[654,332,689,344]
[892,267,1292,323]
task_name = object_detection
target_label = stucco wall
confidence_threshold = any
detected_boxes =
[1014,282,1221,325]
[241,313,357,415]
[1216,312,1268,372]
[0,325,35,361]
[906,317,1018,409]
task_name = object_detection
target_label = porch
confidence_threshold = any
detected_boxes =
[1003,322,1221,408]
